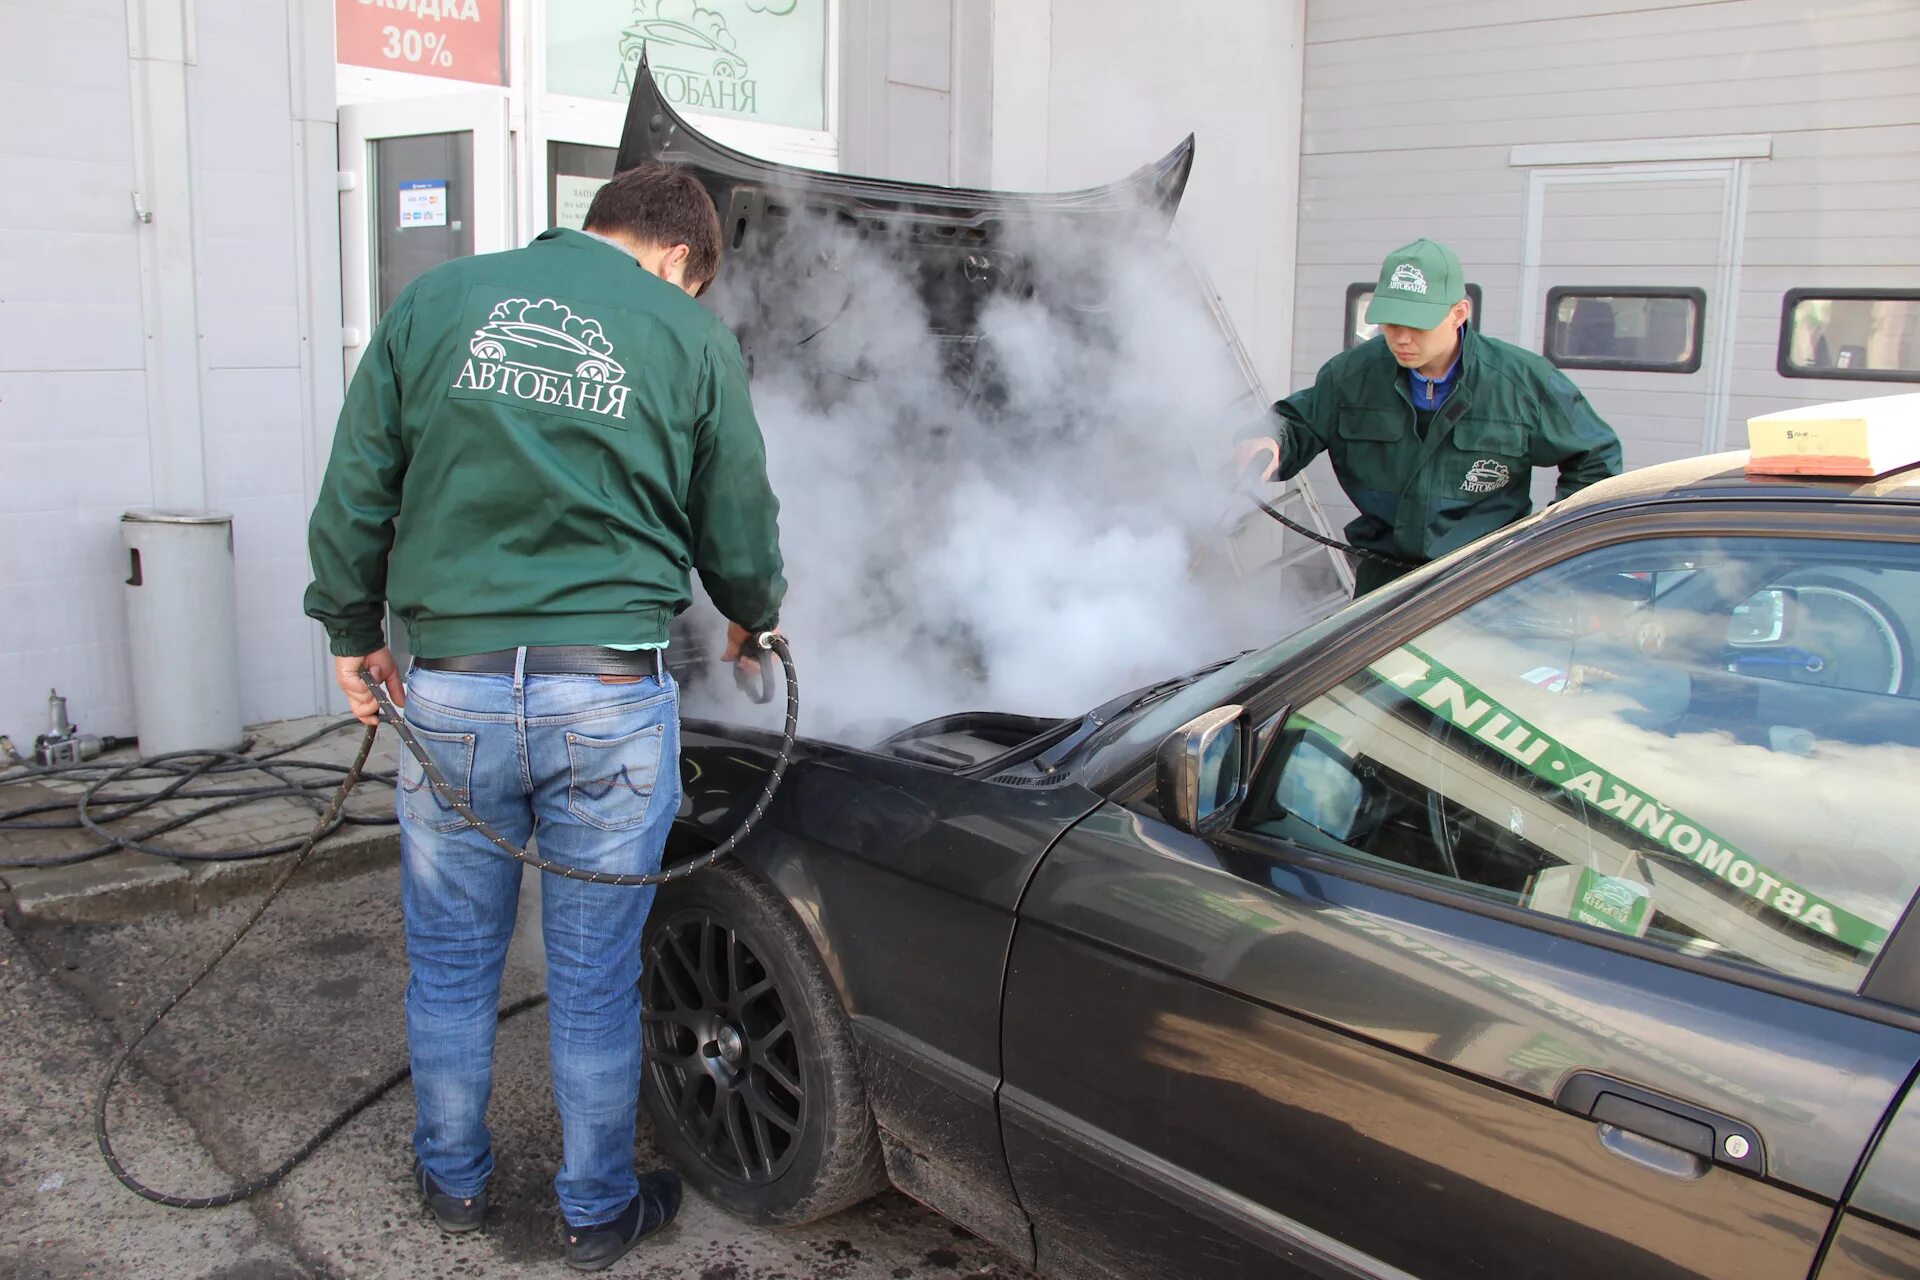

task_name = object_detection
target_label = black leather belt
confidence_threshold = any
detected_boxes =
[414,646,665,677]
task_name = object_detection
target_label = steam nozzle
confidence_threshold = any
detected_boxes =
[1235,449,1281,492]
[734,651,773,704]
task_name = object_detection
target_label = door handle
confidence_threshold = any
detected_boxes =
[1595,1118,1709,1180]
[1557,1071,1765,1176]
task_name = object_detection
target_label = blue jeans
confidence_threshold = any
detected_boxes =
[395,659,681,1227]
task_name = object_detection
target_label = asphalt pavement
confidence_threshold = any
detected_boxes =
[0,862,1038,1280]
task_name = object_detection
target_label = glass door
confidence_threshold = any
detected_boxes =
[338,93,512,380]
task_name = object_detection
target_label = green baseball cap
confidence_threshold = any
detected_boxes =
[1364,239,1466,330]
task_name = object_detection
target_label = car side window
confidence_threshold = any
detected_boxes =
[1239,535,1920,993]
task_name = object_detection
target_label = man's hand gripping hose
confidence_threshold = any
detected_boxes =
[95,632,799,1208]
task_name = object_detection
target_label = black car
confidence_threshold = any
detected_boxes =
[624,70,1920,1280]
[653,455,1920,1280]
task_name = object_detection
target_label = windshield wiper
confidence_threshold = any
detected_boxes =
[1031,679,1186,775]
[1029,652,1255,777]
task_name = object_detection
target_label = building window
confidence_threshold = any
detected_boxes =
[549,142,617,231]
[1543,288,1705,374]
[546,0,828,132]
[1778,290,1920,383]
[1345,283,1482,350]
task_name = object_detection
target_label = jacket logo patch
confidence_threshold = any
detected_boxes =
[452,297,632,420]
[1388,264,1428,294]
[1462,458,1511,493]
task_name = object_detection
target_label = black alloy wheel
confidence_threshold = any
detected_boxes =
[643,908,807,1186]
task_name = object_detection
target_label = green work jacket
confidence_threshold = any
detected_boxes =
[305,228,786,659]
[1274,327,1622,594]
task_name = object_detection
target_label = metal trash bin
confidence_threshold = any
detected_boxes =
[122,510,244,756]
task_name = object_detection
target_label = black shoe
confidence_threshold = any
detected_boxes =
[563,1170,682,1272]
[414,1157,487,1234]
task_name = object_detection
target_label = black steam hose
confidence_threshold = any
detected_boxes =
[92,634,798,1209]
[1243,486,1420,570]
[365,635,798,886]
[0,720,398,870]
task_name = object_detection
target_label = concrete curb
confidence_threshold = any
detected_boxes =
[0,825,401,926]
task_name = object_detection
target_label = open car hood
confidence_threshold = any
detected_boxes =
[621,58,1302,749]
[615,53,1198,341]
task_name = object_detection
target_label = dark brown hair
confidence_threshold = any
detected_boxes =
[583,163,723,286]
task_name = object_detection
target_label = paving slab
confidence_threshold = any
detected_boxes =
[1,716,402,926]
[0,926,307,1279]
[0,852,195,924]
[7,866,1040,1280]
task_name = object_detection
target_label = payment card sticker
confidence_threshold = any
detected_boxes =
[399,179,448,228]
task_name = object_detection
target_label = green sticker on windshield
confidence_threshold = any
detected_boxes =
[1569,868,1653,936]
[1368,644,1889,955]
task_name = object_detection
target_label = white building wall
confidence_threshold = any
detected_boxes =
[839,0,994,187]
[986,0,1309,405]
[192,0,335,725]
[1730,114,1920,433]
[1,0,156,746]
[1293,0,1920,532]
[0,0,335,745]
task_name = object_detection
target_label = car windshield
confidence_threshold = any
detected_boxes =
[1243,534,1920,991]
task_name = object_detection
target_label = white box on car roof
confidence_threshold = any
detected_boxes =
[1747,393,1920,478]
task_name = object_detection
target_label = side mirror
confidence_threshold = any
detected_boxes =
[1154,705,1248,836]
[1727,586,1800,646]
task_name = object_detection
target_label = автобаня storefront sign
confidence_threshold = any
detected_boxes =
[546,0,826,131]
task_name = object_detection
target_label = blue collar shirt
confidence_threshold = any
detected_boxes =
[1408,356,1461,411]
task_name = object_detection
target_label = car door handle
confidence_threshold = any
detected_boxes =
[1557,1071,1766,1177]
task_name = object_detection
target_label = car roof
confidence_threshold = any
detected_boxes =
[1548,450,1920,521]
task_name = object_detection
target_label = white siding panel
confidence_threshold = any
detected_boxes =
[1307,82,1920,155]
[0,156,136,237]
[1309,0,1909,49]
[186,0,325,726]
[1537,182,1729,219]
[1741,238,1920,269]
[1311,0,1725,43]
[883,82,951,185]
[1309,7,1918,83]
[1743,208,1920,250]
[1744,181,1920,215]
[0,0,151,741]
[1752,123,1920,165]
[1,0,333,738]
[1296,227,1527,263]
[1298,188,1532,219]
[1297,0,1920,494]
[886,0,953,91]
[1301,145,1515,178]
[0,233,146,373]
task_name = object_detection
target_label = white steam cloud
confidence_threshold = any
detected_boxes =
[681,206,1337,741]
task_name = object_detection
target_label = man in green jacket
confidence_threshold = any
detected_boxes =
[1239,239,1622,596]
[304,164,784,1270]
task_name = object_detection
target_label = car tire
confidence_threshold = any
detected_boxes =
[640,864,886,1225]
